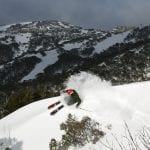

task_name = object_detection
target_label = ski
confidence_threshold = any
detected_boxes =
[50,105,64,115]
[47,101,61,109]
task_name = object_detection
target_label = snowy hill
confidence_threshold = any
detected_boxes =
[0,72,150,150]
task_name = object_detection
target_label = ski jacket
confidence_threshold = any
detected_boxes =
[66,89,81,107]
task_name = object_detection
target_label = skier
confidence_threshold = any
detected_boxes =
[64,89,81,108]
[48,89,82,115]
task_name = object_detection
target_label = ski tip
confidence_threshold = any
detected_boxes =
[47,101,61,109]
[50,110,58,115]
[50,105,64,115]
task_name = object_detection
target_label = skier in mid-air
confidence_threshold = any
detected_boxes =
[48,89,81,115]
[64,89,81,108]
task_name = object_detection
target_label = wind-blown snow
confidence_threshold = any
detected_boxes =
[94,31,130,53]
[21,50,58,81]
[1,72,150,150]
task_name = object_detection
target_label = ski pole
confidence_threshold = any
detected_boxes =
[78,107,93,112]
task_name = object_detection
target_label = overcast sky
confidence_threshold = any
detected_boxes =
[0,0,150,29]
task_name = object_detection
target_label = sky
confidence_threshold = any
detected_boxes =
[0,0,150,29]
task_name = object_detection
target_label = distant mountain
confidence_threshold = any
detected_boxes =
[0,21,133,85]
[0,20,109,85]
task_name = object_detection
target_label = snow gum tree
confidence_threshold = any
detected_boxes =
[49,114,105,150]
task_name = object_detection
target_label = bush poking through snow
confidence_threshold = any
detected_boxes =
[139,127,150,149]
[0,138,22,150]
[49,114,105,150]
[107,123,150,150]
[49,139,57,150]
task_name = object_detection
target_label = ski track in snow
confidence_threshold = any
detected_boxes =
[0,72,150,150]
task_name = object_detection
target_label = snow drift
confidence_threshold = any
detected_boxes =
[0,72,150,150]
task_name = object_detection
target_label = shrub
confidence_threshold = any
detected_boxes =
[49,114,105,150]
[5,148,11,150]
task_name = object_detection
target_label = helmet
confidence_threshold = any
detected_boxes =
[66,89,73,95]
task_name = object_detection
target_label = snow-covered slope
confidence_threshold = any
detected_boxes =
[21,49,59,81]
[94,31,130,53]
[0,72,150,150]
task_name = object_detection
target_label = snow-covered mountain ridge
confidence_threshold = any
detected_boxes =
[0,21,132,85]
[0,21,150,88]
[0,72,150,150]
